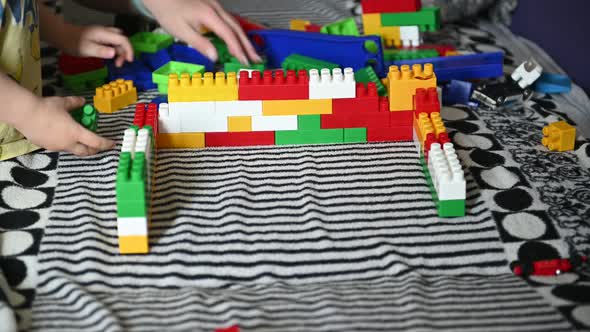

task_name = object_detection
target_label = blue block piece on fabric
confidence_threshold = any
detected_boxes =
[151,95,168,105]
[107,59,156,91]
[248,29,386,77]
[141,48,172,71]
[533,73,572,94]
[388,52,504,81]
[168,44,215,72]
[443,80,473,106]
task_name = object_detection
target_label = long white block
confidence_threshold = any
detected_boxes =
[117,217,148,236]
[251,115,298,131]
[158,103,181,134]
[169,102,228,133]
[216,100,263,117]
[309,68,356,100]
[427,143,466,200]
[400,26,421,47]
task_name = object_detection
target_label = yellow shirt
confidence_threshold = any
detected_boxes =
[0,0,41,160]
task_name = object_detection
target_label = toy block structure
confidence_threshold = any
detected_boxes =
[239,70,309,100]
[94,79,138,113]
[361,0,421,13]
[71,104,98,132]
[281,54,340,72]
[168,72,238,102]
[152,61,205,94]
[309,68,356,99]
[542,121,576,152]
[388,63,436,111]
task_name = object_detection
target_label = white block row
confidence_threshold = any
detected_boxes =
[399,26,421,48]
[121,128,151,157]
[117,217,148,236]
[427,142,466,200]
[309,68,356,100]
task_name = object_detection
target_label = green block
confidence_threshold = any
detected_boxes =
[343,128,367,143]
[130,32,174,55]
[320,18,360,36]
[275,129,344,145]
[354,66,387,96]
[298,115,321,130]
[223,56,266,73]
[384,49,439,62]
[152,61,206,94]
[117,200,148,218]
[62,67,107,92]
[380,7,441,32]
[71,104,98,132]
[116,152,147,205]
[281,54,340,72]
[438,199,466,218]
[209,35,232,63]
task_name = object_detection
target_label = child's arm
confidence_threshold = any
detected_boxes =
[72,0,261,65]
[0,74,114,156]
[39,3,134,66]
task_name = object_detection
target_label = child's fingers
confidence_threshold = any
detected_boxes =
[197,6,248,64]
[67,142,92,157]
[176,23,218,62]
[63,96,87,111]
[91,28,134,62]
[77,128,115,152]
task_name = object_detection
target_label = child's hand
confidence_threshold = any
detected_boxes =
[16,96,115,156]
[63,25,134,67]
[142,0,262,64]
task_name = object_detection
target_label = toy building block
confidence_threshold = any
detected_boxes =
[170,102,227,133]
[367,126,413,142]
[63,67,108,92]
[58,54,105,75]
[205,131,275,147]
[384,48,438,62]
[414,112,446,148]
[251,115,298,131]
[152,61,205,94]
[291,19,311,31]
[141,48,172,71]
[224,56,266,73]
[169,44,215,72]
[305,24,323,33]
[322,83,379,129]
[344,128,367,143]
[130,32,174,55]
[427,142,466,201]
[542,121,576,152]
[168,72,238,102]
[362,14,402,48]
[158,133,205,149]
[234,14,268,32]
[107,59,155,91]
[321,18,360,36]
[71,104,98,132]
[511,58,543,89]
[309,68,356,100]
[215,101,263,117]
[410,44,457,56]
[281,54,340,72]
[262,99,332,116]
[442,80,473,106]
[158,103,180,133]
[361,0,421,14]
[533,73,572,94]
[228,116,252,132]
[209,36,232,63]
[354,66,387,96]
[239,70,309,100]
[380,7,441,32]
[133,103,159,138]
[275,128,344,145]
[94,79,138,113]
[414,87,440,116]
[399,26,421,47]
[390,110,414,127]
[248,29,386,77]
[215,325,240,332]
[388,63,436,111]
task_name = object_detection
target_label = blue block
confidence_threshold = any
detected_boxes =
[389,52,504,81]
[248,29,386,77]
[169,44,215,72]
[141,48,172,71]
[533,73,572,94]
[107,59,156,91]
[443,80,473,106]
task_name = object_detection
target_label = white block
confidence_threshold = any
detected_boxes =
[511,58,543,89]
[215,100,263,117]
[428,143,466,200]
[169,102,228,133]
[158,103,181,134]
[121,129,136,156]
[400,26,421,47]
[117,217,148,236]
[251,115,298,131]
[309,68,356,99]
[135,129,151,155]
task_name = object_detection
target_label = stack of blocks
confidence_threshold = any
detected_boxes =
[361,0,440,48]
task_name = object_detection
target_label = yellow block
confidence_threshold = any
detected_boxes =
[228,116,252,132]
[414,112,447,152]
[262,99,332,116]
[290,19,311,31]
[119,235,149,254]
[542,120,576,152]
[362,14,401,48]
[168,72,238,102]
[388,64,437,111]
[93,79,138,113]
[157,133,205,149]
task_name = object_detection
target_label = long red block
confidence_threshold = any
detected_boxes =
[414,87,440,117]
[333,83,379,114]
[390,110,414,127]
[367,126,413,142]
[205,132,275,147]
[305,24,323,33]
[239,70,309,100]
[133,103,159,138]
[361,0,421,14]
[58,54,105,75]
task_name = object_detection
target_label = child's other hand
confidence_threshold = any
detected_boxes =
[142,0,262,64]
[17,96,115,156]
[65,25,134,67]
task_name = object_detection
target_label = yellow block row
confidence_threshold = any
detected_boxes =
[168,72,238,102]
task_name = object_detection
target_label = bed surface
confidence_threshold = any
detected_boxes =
[1,1,589,331]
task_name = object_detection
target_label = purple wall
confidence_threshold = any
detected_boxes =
[510,0,590,93]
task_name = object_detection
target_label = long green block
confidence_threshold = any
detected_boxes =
[321,18,360,36]
[130,32,174,55]
[62,67,107,92]
[281,54,340,71]
[344,128,367,143]
[275,129,344,145]
[224,56,266,73]
[152,61,205,94]
[116,152,147,204]
[384,49,439,61]
[380,7,441,32]
[420,152,465,218]
[298,115,321,130]
[354,66,387,96]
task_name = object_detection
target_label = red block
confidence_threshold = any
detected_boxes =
[406,44,457,56]
[233,14,267,31]
[215,326,240,332]
[205,132,275,147]
[305,24,323,33]
[390,110,414,127]
[437,132,450,146]
[423,132,437,159]
[367,126,413,142]
[239,70,309,100]
[58,54,105,75]
[133,103,159,138]
[414,87,440,116]
[332,83,379,114]
[361,0,421,13]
